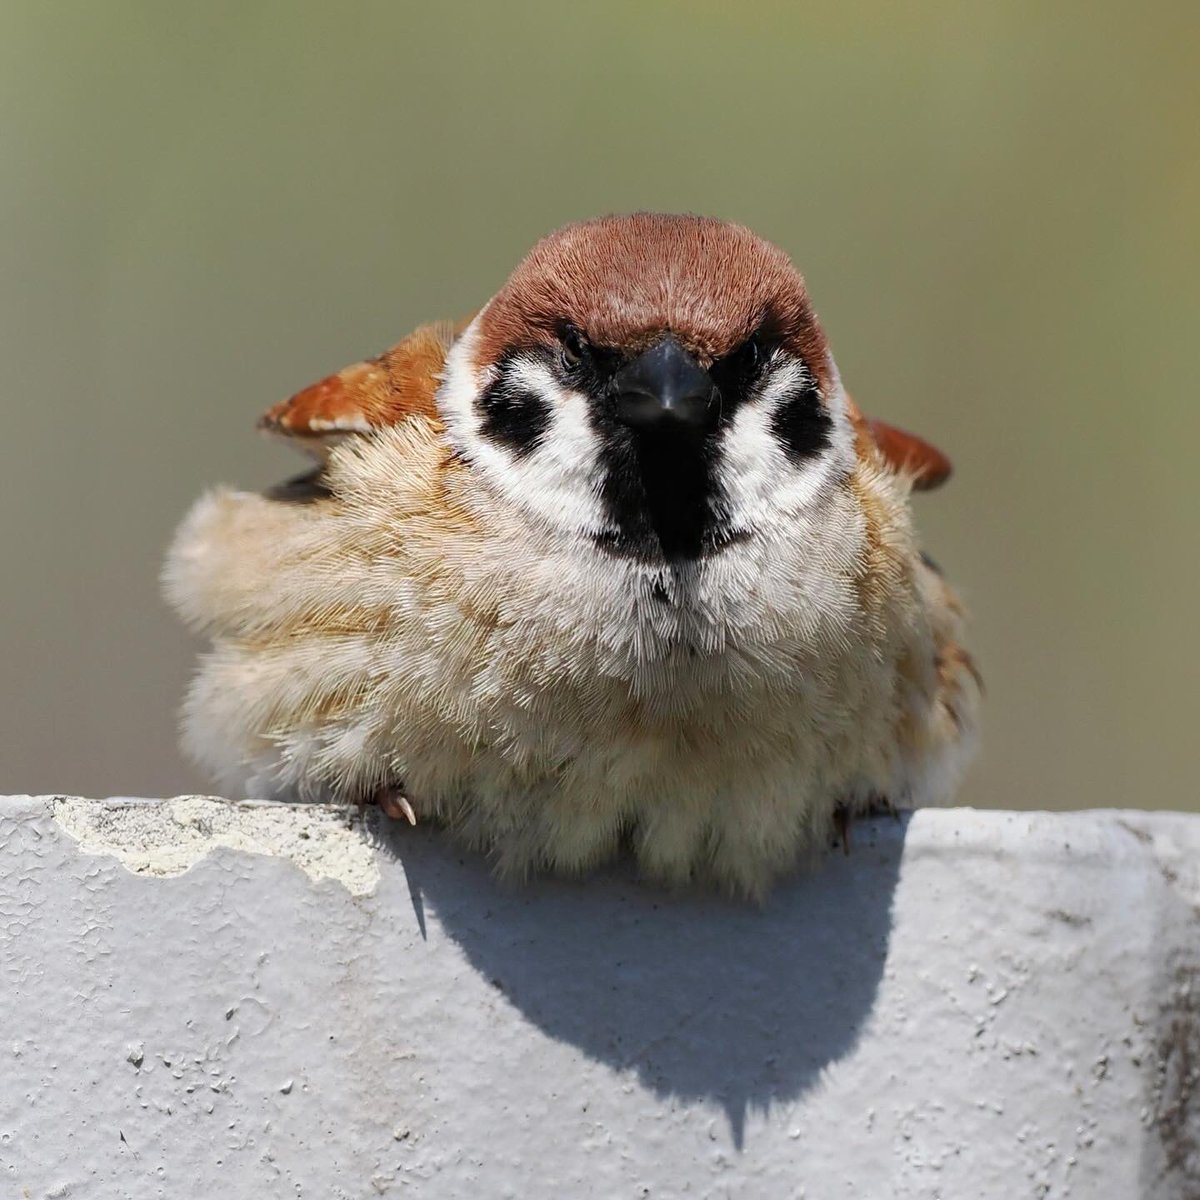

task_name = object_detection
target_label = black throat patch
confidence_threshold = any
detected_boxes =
[594,423,731,561]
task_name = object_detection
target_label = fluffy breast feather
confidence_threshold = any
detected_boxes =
[165,418,975,895]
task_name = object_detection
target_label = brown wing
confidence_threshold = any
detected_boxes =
[844,393,953,491]
[258,319,464,456]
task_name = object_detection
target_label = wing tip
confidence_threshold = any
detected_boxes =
[257,363,386,436]
[866,418,954,491]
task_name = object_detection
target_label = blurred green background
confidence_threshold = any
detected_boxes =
[1,2,1196,811]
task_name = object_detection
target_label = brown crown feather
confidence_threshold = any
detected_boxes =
[474,213,835,396]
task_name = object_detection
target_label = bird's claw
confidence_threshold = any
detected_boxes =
[833,803,852,855]
[376,788,418,826]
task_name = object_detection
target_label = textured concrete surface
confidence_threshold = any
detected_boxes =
[1,797,1198,1198]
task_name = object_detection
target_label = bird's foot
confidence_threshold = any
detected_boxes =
[377,788,418,825]
[832,793,895,855]
[366,786,418,826]
[832,802,853,855]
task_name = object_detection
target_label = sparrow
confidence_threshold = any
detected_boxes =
[164,213,979,897]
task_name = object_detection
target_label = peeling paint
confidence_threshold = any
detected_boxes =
[49,795,380,896]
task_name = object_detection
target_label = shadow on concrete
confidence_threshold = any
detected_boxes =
[378,816,908,1146]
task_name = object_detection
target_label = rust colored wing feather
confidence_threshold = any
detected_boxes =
[844,393,953,491]
[258,320,462,451]
[866,418,953,490]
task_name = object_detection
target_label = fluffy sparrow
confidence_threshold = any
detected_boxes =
[165,213,979,896]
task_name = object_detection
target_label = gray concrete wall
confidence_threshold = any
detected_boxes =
[2,797,1197,1198]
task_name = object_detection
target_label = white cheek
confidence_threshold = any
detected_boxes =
[717,361,857,528]
[436,317,610,538]
[436,316,488,450]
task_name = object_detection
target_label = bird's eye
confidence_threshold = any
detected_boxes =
[709,333,771,401]
[735,336,761,373]
[560,326,587,371]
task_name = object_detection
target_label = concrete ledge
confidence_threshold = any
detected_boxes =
[2,797,1198,1198]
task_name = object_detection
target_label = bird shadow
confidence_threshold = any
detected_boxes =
[372,814,908,1148]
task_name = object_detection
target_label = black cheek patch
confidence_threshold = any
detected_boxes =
[477,364,552,457]
[770,379,833,464]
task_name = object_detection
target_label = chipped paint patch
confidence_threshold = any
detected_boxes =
[50,796,380,896]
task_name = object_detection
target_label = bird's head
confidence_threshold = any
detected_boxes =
[437,214,857,562]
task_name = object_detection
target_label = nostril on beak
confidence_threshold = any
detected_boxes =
[612,336,716,432]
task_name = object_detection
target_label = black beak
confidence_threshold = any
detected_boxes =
[611,336,716,432]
